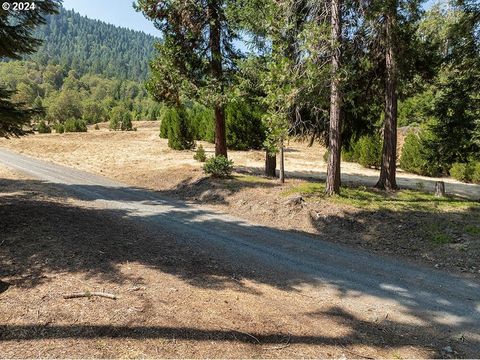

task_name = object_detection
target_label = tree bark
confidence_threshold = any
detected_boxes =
[376,3,398,191]
[325,0,342,196]
[265,151,277,177]
[279,144,285,183]
[209,1,227,158]
[435,181,445,197]
[214,105,227,157]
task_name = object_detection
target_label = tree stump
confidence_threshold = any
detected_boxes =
[265,151,276,178]
[435,181,445,197]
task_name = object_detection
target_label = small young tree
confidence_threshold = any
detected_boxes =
[262,53,296,183]
[161,107,195,150]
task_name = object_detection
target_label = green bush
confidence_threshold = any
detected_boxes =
[194,144,207,162]
[450,161,480,183]
[188,104,214,142]
[55,123,65,134]
[121,111,133,131]
[400,131,438,176]
[225,102,265,150]
[185,102,266,150]
[109,106,133,131]
[356,134,382,168]
[203,155,234,178]
[341,148,356,162]
[323,150,329,162]
[471,162,480,184]
[64,119,87,132]
[160,107,195,150]
[36,121,51,134]
[94,123,100,130]
[159,109,169,138]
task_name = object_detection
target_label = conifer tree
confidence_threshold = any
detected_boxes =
[0,0,58,137]
[136,0,241,157]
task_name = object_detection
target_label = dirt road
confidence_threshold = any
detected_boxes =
[0,122,478,200]
[1,147,480,357]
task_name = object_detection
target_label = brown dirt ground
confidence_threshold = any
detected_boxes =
[0,121,478,279]
[1,165,448,359]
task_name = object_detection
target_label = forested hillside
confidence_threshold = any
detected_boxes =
[28,6,157,81]
[0,61,162,130]
[0,5,162,133]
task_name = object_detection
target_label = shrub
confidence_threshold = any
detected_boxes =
[323,150,329,162]
[110,106,133,131]
[356,134,382,168]
[159,107,170,139]
[193,144,207,162]
[109,116,120,131]
[400,131,438,176]
[450,161,480,183]
[225,102,265,150]
[186,102,266,150]
[55,123,65,134]
[64,119,87,133]
[121,112,133,131]
[203,155,234,178]
[160,107,195,150]
[450,163,471,182]
[36,121,51,134]
[187,104,214,142]
[471,162,480,184]
[341,148,356,162]
[94,123,100,130]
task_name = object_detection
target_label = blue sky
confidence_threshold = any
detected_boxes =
[62,0,159,36]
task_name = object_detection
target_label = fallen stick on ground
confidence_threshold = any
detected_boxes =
[262,334,291,351]
[223,327,260,344]
[63,291,117,300]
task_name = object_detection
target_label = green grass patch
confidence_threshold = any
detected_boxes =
[281,180,478,212]
[424,223,454,245]
[465,225,480,235]
[235,174,272,184]
[281,182,325,197]
[431,232,452,244]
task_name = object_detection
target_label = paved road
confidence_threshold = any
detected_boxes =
[1,148,479,355]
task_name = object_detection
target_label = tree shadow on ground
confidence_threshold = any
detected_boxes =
[0,176,479,356]
[0,303,462,358]
[236,165,480,200]
[159,174,281,206]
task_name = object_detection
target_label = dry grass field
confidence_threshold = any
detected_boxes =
[0,121,478,199]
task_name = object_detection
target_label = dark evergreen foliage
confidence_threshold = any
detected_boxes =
[0,0,59,137]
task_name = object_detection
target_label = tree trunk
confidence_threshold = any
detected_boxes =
[325,0,342,196]
[435,181,445,197]
[265,151,277,177]
[376,4,398,191]
[209,1,227,158]
[214,105,227,157]
[279,144,285,183]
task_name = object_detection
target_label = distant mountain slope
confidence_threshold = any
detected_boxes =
[28,6,157,81]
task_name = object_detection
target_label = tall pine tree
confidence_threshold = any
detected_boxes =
[0,0,58,137]
[136,0,241,157]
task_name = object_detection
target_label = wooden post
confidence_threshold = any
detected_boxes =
[265,151,276,178]
[435,181,445,197]
[279,144,285,183]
